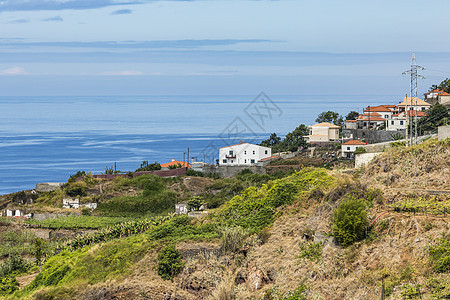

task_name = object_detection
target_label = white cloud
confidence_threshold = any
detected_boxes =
[99,70,144,76]
[0,66,29,75]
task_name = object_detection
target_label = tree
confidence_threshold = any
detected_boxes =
[430,78,450,93]
[187,196,203,211]
[260,133,281,147]
[33,238,49,266]
[332,197,368,247]
[157,244,184,280]
[281,124,309,152]
[417,104,449,133]
[345,111,359,120]
[315,111,343,126]
[135,161,161,172]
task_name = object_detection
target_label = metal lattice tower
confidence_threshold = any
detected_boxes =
[403,53,425,145]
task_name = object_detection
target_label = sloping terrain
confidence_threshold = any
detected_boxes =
[1,138,449,299]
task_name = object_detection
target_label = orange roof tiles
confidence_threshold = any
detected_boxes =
[342,140,367,146]
[364,105,392,112]
[440,92,450,96]
[160,160,191,168]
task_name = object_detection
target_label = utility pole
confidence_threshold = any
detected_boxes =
[405,94,409,147]
[403,53,425,145]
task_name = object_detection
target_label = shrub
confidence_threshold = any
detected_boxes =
[157,244,184,280]
[429,236,450,273]
[219,226,248,253]
[332,196,368,246]
[185,169,204,177]
[0,255,30,277]
[187,196,203,211]
[297,242,324,261]
[0,276,19,295]
[354,147,367,154]
[135,161,161,172]
[65,186,86,197]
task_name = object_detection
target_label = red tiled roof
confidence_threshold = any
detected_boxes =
[160,160,191,168]
[346,120,357,122]
[342,140,367,146]
[364,105,392,112]
[393,111,427,117]
[440,92,450,96]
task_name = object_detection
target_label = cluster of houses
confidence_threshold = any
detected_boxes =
[344,96,431,131]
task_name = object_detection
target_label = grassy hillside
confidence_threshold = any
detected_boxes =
[0,139,449,299]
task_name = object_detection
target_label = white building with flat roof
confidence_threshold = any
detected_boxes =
[219,142,272,166]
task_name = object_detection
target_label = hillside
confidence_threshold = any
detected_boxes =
[0,139,449,299]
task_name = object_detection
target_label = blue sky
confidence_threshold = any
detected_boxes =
[1,0,450,96]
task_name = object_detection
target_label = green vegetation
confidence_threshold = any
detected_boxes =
[417,104,449,132]
[430,78,450,93]
[332,194,369,247]
[187,195,203,211]
[0,229,36,257]
[67,216,168,250]
[26,215,131,229]
[0,276,19,296]
[168,163,183,169]
[297,242,324,261]
[219,225,248,253]
[96,175,179,217]
[316,110,343,126]
[15,234,152,298]
[216,168,334,232]
[260,124,309,152]
[388,196,450,215]
[135,160,161,172]
[353,147,367,154]
[429,235,450,273]
[157,244,184,280]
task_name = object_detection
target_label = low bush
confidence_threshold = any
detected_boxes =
[157,244,184,280]
[219,226,248,253]
[0,276,19,296]
[332,195,368,247]
[429,235,450,273]
[0,255,30,277]
[297,242,324,261]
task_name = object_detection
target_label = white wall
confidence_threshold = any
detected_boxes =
[219,143,271,166]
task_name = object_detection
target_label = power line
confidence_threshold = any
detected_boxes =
[402,53,425,146]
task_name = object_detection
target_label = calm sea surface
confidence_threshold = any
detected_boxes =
[0,94,396,194]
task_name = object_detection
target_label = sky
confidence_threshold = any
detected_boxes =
[1,0,450,96]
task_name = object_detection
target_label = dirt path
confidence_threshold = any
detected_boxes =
[16,272,39,289]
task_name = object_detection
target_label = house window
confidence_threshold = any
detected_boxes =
[250,159,255,164]
[223,159,227,163]
[229,150,233,156]
[231,160,234,163]
[347,147,350,150]
[265,150,268,155]
[391,121,394,125]
[244,159,247,163]
[244,151,247,155]
[400,121,404,125]
[252,150,255,155]
[364,122,367,127]
[422,107,425,111]
[385,115,389,119]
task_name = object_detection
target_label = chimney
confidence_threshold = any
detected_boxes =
[171,158,175,162]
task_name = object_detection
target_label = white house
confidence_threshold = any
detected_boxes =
[304,122,340,144]
[219,142,271,166]
[387,110,427,131]
[341,140,367,158]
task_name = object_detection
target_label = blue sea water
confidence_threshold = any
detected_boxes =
[0,94,396,194]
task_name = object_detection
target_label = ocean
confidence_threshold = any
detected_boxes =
[0,94,396,194]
